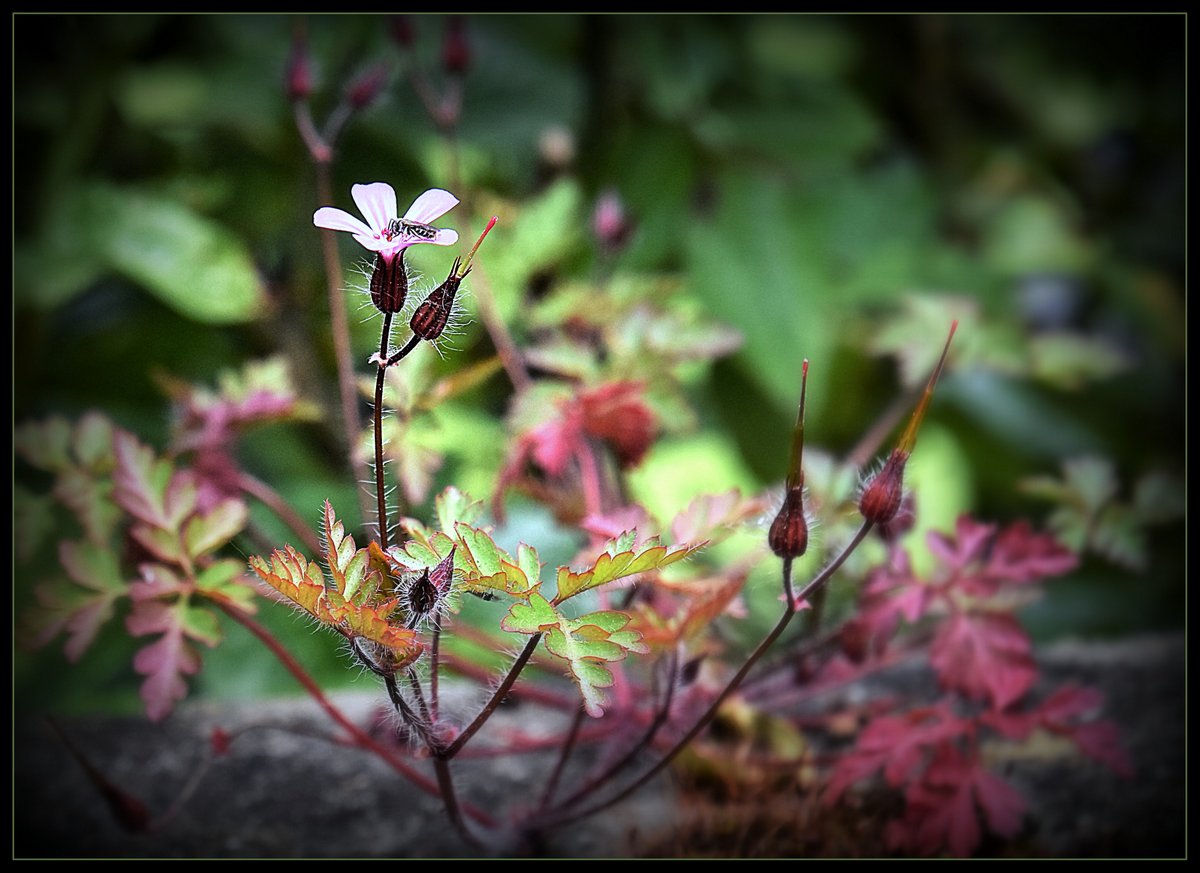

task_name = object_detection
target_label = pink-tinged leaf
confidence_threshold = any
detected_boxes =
[183,497,247,559]
[926,516,997,575]
[52,467,121,544]
[825,703,968,806]
[669,489,766,545]
[129,522,186,565]
[50,540,129,661]
[972,768,1027,839]
[112,431,196,533]
[1070,720,1134,778]
[130,563,188,601]
[132,623,201,722]
[248,546,335,623]
[983,520,1078,584]
[930,612,1036,710]
[577,380,657,469]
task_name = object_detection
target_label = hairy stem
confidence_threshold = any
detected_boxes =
[430,619,442,724]
[373,312,394,549]
[443,633,543,759]
[209,595,499,826]
[552,523,873,825]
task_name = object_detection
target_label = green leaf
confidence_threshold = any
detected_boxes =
[436,486,485,535]
[79,183,266,324]
[23,540,131,661]
[14,487,55,564]
[184,498,247,559]
[72,412,116,471]
[195,559,256,611]
[1028,332,1130,390]
[501,590,647,717]
[112,431,196,533]
[179,602,223,647]
[554,536,703,605]
[249,546,334,623]
[14,417,73,472]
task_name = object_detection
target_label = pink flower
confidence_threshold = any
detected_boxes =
[313,183,459,262]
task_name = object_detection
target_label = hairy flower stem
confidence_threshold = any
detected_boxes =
[210,595,497,826]
[538,705,586,811]
[373,312,395,549]
[315,162,374,529]
[430,619,442,723]
[551,523,873,826]
[443,633,544,759]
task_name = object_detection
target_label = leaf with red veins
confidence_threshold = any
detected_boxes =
[669,489,766,546]
[824,703,967,805]
[930,611,1036,710]
[112,431,197,533]
[926,516,997,576]
[982,520,1078,584]
[982,684,1132,777]
[22,540,130,661]
[554,532,703,605]
[847,551,933,659]
[578,380,657,468]
[887,744,1026,857]
[126,597,220,721]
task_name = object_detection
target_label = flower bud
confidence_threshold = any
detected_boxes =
[410,260,465,341]
[285,35,313,102]
[390,15,415,49]
[593,189,631,253]
[876,491,916,542]
[859,449,908,525]
[442,16,470,75]
[768,487,809,559]
[345,62,390,110]
[369,251,409,314]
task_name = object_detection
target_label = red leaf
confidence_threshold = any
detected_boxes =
[983,520,1078,584]
[930,612,1036,710]
[578,381,657,468]
[131,622,201,721]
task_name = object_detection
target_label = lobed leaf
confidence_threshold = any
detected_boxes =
[112,431,196,534]
[554,535,703,604]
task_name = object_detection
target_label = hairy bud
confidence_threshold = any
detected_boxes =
[768,487,809,559]
[859,450,909,525]
[369,251,409,314]
[285,35,313,102]
[410,261,466,341]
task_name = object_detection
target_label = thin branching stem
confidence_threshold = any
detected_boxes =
[556,647,681,811]
[443,633,543,759]
[538,705,586,811]
[209,595,497,826]
[549,522,874,826]
[373,312,394,549]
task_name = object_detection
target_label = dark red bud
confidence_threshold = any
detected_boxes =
[210,726,232,757]
[390,15,415,49]
[410,260,466,341]
[285,37,313,102]
[370,251,409,314]
[346,62,390,110]
[442,16,470,74]
[859,449,909,526]
[768,487,809,559]
[876,491,916,542]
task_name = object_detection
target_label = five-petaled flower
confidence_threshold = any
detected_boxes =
[313,183,459,263]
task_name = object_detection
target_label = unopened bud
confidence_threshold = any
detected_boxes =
[370,250,409,314]
[410,262,465,341]
[593,189,631,253]
[443,16,470,74]
[390,15,415,49]
[876,491,916,542]
[345,62,390,110]
[859,450,908,525]
[285,36,313,102]
[768,487,809,559]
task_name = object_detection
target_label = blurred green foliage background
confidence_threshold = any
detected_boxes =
[14,14,1184,713]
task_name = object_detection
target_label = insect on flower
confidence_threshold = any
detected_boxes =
[385,217,441,243]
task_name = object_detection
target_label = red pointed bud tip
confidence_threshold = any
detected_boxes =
[859,449,909,526]
[897,320,958,456]
[390,15,415,49]
[370,250,409,313]
[285,36,313,102]
[768,486,809,559]
[442,16,470,75]
[593,189,631,253]
[876,491,916,542]
[345,62,390,110]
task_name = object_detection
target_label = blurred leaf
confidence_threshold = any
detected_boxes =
[1028,332,1130,390]
[78,183,267,324]
[982,195,1093,278]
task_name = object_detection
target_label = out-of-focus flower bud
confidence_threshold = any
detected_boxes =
[443,16,470,75]
[859,450,909,526]
[285,35,313,102]
[345,62,390,110]
[593,189,631,254]
[390,15,415,50]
